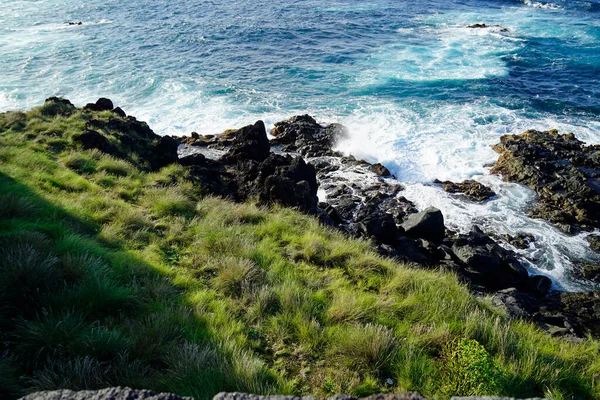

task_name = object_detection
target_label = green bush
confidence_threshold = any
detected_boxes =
[440,338,504,397]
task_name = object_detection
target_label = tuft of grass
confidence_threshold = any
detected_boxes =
[97,156,135,177]
[212,257,265,297]
[64,151,97,174]
[330,323,397,372]
[143,186,196,218]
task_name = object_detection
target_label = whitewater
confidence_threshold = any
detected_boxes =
[1,0,599,290]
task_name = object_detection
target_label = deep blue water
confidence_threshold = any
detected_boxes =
[2,0,600,288]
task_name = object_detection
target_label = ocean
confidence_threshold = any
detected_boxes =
[1,0,599,290]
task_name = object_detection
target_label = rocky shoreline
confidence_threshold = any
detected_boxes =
[45,97,600,340]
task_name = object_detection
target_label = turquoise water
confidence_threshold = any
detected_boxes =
[2,0,600,288]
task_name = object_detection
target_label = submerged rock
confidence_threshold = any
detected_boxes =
[467,23,508,32]
[434,179,496,202]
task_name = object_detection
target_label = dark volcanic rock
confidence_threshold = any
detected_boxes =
[573,261,600,283]
[401,207,445,245]
[113,106,126,118]
[178,152,207,167]
[84,97,115,112]
[492,288,537,319]
[503,233,536,250]
[491,129,600,233]
[223,121,270,162]
[41,97,76,117]
[150,136,179,170]
[526,275,553,297]
[434,179,496,202]
[587,234,600,252]
[270,114,349,157]
[449,227,529,290]
[560,291,600,337]
[73,129,117,154]
[467,23,508,32]
[370,163,392,177]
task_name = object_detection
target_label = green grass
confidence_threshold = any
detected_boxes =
[0,104,599,399]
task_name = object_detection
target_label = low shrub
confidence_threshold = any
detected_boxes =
[440,338,504,397]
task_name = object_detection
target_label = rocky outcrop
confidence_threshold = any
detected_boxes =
[434,179,496,202]
[401,207,445,245]
[491,129,600,234]
[40,97,179,172]
[174,116,600,340]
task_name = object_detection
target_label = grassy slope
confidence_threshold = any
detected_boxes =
[0,103,598,399]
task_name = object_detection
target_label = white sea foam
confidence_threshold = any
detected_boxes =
[330,100,600,290]
[523,0,562,10]
[358,25,518,84]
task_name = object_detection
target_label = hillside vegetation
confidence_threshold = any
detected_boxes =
[0,100,599,399]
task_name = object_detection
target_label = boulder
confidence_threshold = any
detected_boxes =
[41,97,76,117]
[148,136,179,170]
[84,98,114,112]
[363,212,398,245]
[73,130,117,154]
[492,288,536,318]
[449,227,529,289]
[526,275,553,297]
[225,121,270,162]
[401,207,445,245]
[370,163,392,177]
[260,176,316,212]
[113,106,126,117]
[178,152,207,167]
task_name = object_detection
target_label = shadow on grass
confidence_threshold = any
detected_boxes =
[0,172,278,399]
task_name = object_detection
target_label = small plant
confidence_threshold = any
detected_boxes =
[440,338,504,397]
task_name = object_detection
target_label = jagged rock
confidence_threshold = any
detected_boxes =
[492,288,537,318]
[434,179,496,202]
[113,106,126,118]
[84,98,114,112]
[503,233,535,250]
[401,207,445,245]
[526,275,553,297]
[560,291,600,337]
[362,212,398,245]
[150,136,179,170]
[466,23,508,32]
[222,121,270,162]
[449,227,529,290]
[572,261,600,283]
[261,176,316,212]
[491,129,600,234]
[270,115,348,157]
[19,387,192,400]
[41,97,76,117]
[587,234,600,252]
[178,152,207,167]
[370,163,392,177]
